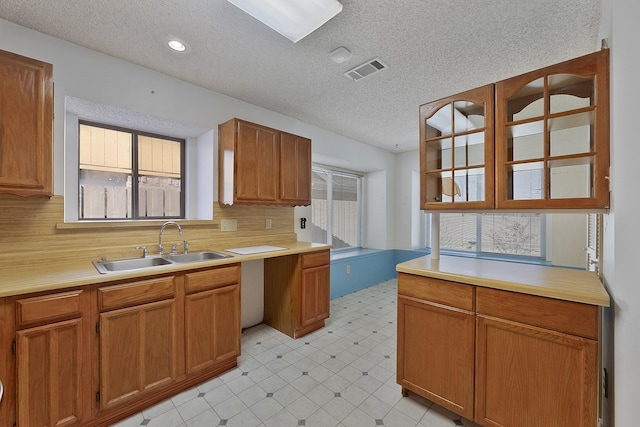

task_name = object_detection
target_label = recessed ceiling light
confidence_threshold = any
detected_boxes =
[167,39,187,52]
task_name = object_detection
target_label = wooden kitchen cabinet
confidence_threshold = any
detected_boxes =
[218,118,312,206]
[1,263,246,427]
[419,84,495,210]
[14,289,92,427]
[184,265,241,375]
[264,250,330,338]
[418,50,609,211]
[279,132,311,205]
[495,49,610,209]
[475,287,598,427]
[97,276,178,411]
[299,252,330,329]
[397,271,601,427]
[0,49,54,197]
[396,273,475,419]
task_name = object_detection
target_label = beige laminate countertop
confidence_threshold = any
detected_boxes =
[1,242,331,298]
[396,255,610,307]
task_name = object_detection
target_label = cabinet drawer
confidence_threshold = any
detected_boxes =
[98,276,176,312]
[184,265,240,294]
[301,250,329,269]
[398,273,474,311]
[16,290,84,328]
[476,287,598,339]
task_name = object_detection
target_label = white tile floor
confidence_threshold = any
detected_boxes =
[111,279,481,427]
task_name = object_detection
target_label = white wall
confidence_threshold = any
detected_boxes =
[394,151,421,249]
[600,0,640,425]
[0,18,395,249]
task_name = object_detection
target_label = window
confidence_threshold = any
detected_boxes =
[78,121,185,220]
[311,166,362,250]
[427,212,545,260]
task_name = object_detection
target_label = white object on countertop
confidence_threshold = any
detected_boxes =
[225,245,286,255]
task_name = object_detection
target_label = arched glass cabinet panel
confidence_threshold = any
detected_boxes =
[419,84,495,210]
[496,50,609,209]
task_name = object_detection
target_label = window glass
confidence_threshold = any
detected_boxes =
[430,212,544,259]
[78,122,184,220]
[311,170,329,245]
[311,167,362,250]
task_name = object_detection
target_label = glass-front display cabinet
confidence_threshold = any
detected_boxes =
[495,50,610,209]
[419,84,495,210]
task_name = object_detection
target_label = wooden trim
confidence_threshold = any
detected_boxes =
[56,219,218,230]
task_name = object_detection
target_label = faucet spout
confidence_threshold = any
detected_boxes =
[158,221,183,255]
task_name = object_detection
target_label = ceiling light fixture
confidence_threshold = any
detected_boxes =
[227,0,343,43]
[330,46,352,64]
[167,39,187,52]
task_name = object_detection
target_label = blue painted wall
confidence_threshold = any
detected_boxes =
[329,249,427,299]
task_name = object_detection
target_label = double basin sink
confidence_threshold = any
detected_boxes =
[93,251,232,274]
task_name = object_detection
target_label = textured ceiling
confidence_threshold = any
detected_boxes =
[0,0,602,152]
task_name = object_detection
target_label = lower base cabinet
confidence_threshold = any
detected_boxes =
[475,315,598,427]
[397,273,600,427]
[14,289,92,427]
[99,299,178,410]
[17,318,87,427]
[184,266,241,375]
[3,264,241,427]
[264,250,330,339]
[397,295,475,419]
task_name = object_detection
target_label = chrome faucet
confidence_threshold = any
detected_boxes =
[158,221,183,255]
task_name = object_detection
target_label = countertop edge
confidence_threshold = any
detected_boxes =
[2,242,331,298]
[397,255,610,307]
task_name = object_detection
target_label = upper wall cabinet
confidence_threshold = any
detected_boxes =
[419,84,495,210]
[496,50,610,209]
[218,118,311,206]
[0,49,53,197]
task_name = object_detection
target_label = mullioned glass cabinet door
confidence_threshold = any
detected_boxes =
[495,49,610,210]
[419,84,495,210]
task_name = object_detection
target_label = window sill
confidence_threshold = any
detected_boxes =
[56,219,217,231]
[431,249,552,267]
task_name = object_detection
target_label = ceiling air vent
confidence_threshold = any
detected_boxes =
[344,58,388,81]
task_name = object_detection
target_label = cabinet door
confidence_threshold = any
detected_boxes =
[0,49,53,197]
[279,132,311,205]
[475,315,598,427]
[419,84,495,210]
[236,120,279,203]
[16,319,86,427]
[99,299,177,410]
[185,284,240,375]
[299,264,330,328]
[397,295,475,419]
[495,50,609,209]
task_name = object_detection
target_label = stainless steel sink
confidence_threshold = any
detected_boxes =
[93,256,172,274]
[93,251,233,274]
[164,251,232,263]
